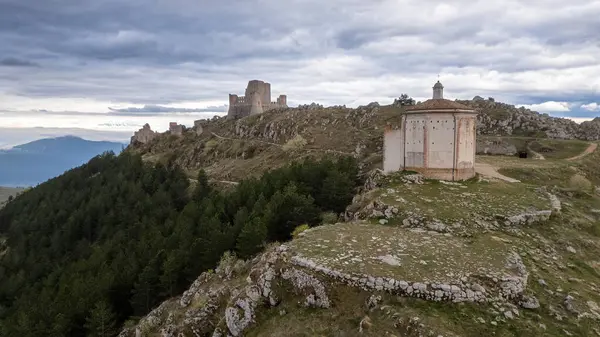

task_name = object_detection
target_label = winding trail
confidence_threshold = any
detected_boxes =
[210,132,354,156]
[526,145,546,160]
[566,143,598,161]
[475,163,520,183]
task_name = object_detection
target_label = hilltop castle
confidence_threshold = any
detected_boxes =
[228,80,287,119]
[384,81,478,181]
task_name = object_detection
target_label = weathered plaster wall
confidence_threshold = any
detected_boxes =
[425,114,455,169]
[404,115,425,167]
[383,111,477,181]
[383,126,404,173]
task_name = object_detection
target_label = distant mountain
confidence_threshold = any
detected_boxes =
[0,136,125,187]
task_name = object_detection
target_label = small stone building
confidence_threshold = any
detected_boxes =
[383,81,478,181]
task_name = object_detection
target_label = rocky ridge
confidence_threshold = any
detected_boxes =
[129,98,599,182]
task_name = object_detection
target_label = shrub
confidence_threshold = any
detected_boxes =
[203,139,219,153]
[282,135,307,152]
[292,224,310,238]
[569,174,592,193]
[320,211,338,224]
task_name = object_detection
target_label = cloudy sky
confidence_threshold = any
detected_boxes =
[1,0,599,147]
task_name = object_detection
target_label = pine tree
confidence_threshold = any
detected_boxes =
[130,261,160,315]
[84,300,117,337]
[193,169,211,201]
[236,217,268,259]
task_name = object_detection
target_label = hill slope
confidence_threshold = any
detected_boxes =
[121,140,600,337]
[0,136,125,187]
[128,99,600,182]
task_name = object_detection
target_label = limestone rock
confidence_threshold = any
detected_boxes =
[520,295,540,309]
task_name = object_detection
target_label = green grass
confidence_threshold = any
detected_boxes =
[528,139,591,160]
[288,222,519,284]
[376,174,550,225]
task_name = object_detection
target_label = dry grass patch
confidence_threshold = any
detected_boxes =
[288,222,519,284]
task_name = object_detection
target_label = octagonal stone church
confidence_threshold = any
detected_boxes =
[383,81,478,181]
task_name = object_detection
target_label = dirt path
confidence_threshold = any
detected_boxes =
[475,163,520,183]
[526,145,546,160]
[566,142,598,161]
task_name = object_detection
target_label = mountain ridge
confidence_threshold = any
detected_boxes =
[0,135,125,187]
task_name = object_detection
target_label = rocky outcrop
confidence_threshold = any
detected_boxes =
[477,137,518,156]
[459,99,600,140]
[578,118,600,140]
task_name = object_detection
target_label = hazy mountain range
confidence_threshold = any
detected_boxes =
[0,136,125,187]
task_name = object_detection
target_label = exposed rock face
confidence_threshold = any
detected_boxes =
[579,118,600,140]
[130,123,157,144]
[461,99,592,139]
[476,137,518,156]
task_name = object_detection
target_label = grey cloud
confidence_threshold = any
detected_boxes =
[0,0,599,113]
[108,104,228,113]
[0,57,39,67]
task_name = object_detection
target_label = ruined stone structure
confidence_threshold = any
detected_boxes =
[169,122,184,136]
[383,81,478,181]
[228,80,287,119]
[131,123,158,144]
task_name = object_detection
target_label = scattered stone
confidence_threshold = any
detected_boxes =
[520,295,540,309]
[566,246,577,254]
[366,295,382,309]
[538,279,547,287]
[504,310,514,319]
[379,219,389,225]
[376,255,402,266]
[359,315,372,332]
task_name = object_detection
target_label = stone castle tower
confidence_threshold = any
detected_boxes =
[228,80,288,119]
[383,81,478,181]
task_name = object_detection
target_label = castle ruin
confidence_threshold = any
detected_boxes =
[228,80,287,119]
[169,122,184,136]
[131,123,158,144]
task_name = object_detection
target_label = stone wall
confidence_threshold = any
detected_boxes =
[130,123,157,144]
[169,122,184,136]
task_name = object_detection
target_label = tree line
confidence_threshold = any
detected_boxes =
[0,151,359,336]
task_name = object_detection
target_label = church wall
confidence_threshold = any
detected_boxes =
[383,126,404,173]
[384,111,478,181]
[425,113,455,169]
[404,115,425,167]
[454,115,477,180]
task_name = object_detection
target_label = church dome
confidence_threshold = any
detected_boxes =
[433,81,444,89]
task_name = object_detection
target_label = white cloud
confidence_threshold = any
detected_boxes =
[581,102,600,111]
[566,117,594,124]
[519,101,572,112]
